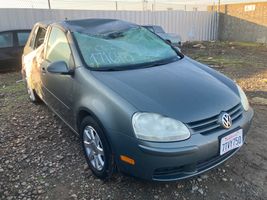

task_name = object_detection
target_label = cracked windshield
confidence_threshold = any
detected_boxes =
[74,27,178,69]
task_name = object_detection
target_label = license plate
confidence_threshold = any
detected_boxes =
[220,129,243,155]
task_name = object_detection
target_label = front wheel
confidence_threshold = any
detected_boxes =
[80,116,115,179]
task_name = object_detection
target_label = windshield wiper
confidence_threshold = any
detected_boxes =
[92,67,125,71]
[142,57,179,68]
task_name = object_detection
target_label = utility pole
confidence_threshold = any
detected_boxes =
[143,0,148,11]
[48,0,51,9]
[218,0,221,13]
[115,1,118,11]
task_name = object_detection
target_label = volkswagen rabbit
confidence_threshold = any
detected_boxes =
[22,19,253,181]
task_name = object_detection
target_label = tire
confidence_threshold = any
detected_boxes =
[24,77,41,103]
[24,75,42,103]
[80,116,115,179]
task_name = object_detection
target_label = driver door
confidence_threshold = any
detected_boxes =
[40,26,75,125]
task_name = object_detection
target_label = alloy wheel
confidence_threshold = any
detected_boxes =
[83,125,105,171]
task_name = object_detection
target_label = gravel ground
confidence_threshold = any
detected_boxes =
[0,42,267,200]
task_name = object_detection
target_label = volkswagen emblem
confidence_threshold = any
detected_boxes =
[219,112,232,129]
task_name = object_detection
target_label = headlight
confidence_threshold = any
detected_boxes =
[132,112,191,142]
[237,85,249,111]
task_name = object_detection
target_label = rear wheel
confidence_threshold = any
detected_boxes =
[25,80,41,103]
[22,69,42,103]
[80,116,115,179]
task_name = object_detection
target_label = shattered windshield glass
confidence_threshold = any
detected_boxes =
[73,27,178,69]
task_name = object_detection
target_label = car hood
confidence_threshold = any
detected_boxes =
[91,57,240,123]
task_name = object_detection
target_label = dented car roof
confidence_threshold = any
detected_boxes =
[60,18,138,35]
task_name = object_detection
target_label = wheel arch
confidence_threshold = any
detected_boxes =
[76,107,115,153]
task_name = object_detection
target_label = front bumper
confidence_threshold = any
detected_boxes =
[109,107,253,181]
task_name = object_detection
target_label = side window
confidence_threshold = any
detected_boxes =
[0,32,13,48]
[17,31,30,46]
[33,27,46,49]
[45,27,72,66]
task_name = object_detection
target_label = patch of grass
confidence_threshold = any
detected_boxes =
[0,72,22,86]
[0,82,25,93]
[37,176,44,181]
[1,93,28,114]
[193,55,245,67]
[16,93,28,101]
[1,102,14,113]
[185,41,264,49]
[0,81,27,114]
[231,41,262,47]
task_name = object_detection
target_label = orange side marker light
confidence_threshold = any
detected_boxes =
[120,155,135,165]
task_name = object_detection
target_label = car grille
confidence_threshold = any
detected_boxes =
[187,103,243,135]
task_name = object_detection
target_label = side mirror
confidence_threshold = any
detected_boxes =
[47,61,74,75]
[171,45,183,58]
[165,39,172,45]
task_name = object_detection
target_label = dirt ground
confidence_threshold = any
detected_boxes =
[0,42,266,200]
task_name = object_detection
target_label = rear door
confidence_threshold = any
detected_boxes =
[0,31,16,70]
[40,26,75,125]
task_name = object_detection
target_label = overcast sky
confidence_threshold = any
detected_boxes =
[0,0,266,9]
